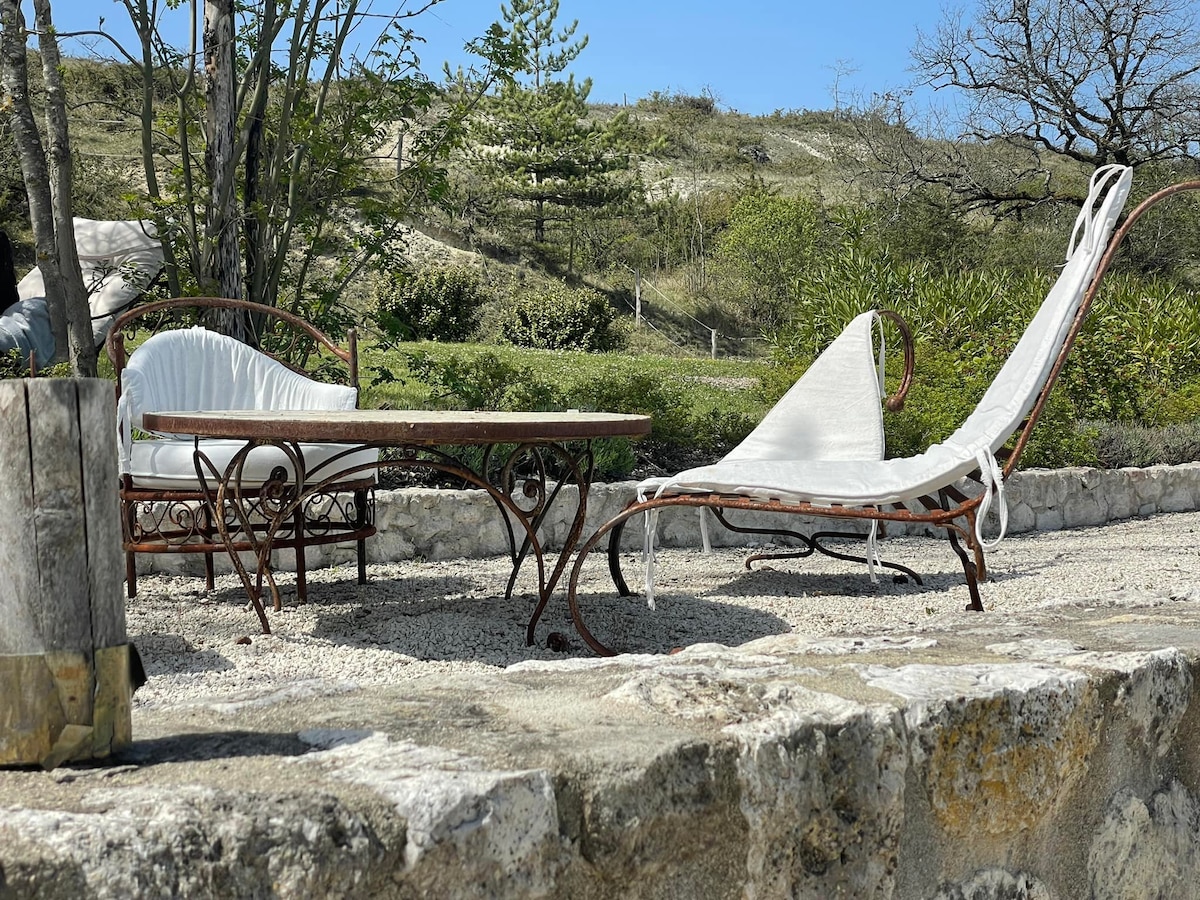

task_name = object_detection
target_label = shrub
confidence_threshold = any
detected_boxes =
[376,266,489,342]
[405,350,560,411]
[1090,421,1200,468]
[499,284,625,352]
[883,344,1096,470]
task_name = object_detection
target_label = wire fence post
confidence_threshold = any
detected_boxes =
[635,269,642,328]
[710,328,718,359]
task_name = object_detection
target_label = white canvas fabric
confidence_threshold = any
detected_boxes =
[641,164,1133,542]
[640,310,886,500]
[637,309,889,601]
[118,326,378,487]
[15,217,163,349]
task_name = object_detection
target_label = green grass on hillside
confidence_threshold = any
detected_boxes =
[361,340,772,421]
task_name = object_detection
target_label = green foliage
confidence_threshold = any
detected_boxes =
[712,191,836,328]
[405,349,560,411]
[883,344,1096,469]
[499,284,625,351]
[0,349,71,379]
[375,266,490,342]
[1062,274,1200,422]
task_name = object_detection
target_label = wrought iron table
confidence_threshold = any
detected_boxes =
[139,409,652,643]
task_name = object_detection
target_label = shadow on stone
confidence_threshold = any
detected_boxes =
[115,730,311,765]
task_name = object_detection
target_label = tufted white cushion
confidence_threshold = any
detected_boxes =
[119,326,378,487]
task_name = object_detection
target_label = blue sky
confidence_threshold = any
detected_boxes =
[418,0,948,114]
[46,0,949,115]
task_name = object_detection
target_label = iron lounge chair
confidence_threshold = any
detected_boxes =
[565,163,1188,656]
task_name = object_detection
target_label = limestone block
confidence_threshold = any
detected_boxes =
[1062,490,1106,528]
[862,663,1099,838]
[1035,508,1065,532]
[602,649,907,899]
[1088,782,1200,900]
[296,729,563,897]
[1006,500,1036,534]
[983,644,1193,760]
[0,786,379,898]
[1129,466,1167,511]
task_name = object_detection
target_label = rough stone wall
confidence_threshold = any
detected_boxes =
[136,463,1200,577]
[4,624,1200,899]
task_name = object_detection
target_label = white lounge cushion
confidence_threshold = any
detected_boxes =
[128,439,380,490]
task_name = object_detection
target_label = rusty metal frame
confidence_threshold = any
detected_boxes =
[188,435,599,638]
[565,179,1200,656]
[105,297,376,600]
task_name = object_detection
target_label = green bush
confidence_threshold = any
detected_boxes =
[883,344,1097,470]
[499,284,625,352]
[376,266,489,342]
[405,350,561,411]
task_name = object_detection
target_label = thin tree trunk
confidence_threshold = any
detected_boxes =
[203,0,248,339]
[123,0,184,298]
[33,0,96,375]
[0,0,85,370]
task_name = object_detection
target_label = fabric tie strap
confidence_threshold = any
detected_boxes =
[974,448,1009,551]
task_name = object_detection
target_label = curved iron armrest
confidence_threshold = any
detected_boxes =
[105,296,359,391]
[878,308,915,413]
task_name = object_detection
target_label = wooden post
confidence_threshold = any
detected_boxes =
[634,270,642,328]
[711,328,718,359]
[0,379,133,768]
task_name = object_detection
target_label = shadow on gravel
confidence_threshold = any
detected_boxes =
[132,633,235,677]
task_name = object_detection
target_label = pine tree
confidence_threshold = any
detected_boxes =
[465,0,642,268]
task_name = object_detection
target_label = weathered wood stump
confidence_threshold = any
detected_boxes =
[0,378,133,768]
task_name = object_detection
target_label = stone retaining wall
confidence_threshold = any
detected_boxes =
[137,462,1200,576]
[3,609,1200,898]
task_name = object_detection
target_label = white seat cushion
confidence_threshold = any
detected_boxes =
[128,439,379,490]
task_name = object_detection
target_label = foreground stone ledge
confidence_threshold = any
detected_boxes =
[3,601,1199,899]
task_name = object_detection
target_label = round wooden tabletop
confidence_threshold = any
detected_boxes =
[140,408,653,445]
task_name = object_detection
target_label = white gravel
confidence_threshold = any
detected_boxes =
[127,511,1200,708]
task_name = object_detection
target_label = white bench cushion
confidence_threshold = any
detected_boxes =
[128,439,379,490]
[119,325,380,484]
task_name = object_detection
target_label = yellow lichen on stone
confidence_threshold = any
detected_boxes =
[921,685,1101,836]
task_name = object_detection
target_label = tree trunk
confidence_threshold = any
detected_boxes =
[127,0,184,298]
[33,0,97,376]
[0,0,67,362]
[203,0,249,340]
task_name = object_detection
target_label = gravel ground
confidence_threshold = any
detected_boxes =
[127,511,1200,709]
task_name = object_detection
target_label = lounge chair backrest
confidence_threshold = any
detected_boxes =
[940,164,1133,463]
[118,326,357,462]
[723,310,886,463]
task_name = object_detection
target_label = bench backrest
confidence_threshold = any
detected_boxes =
[119,326,358,437]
